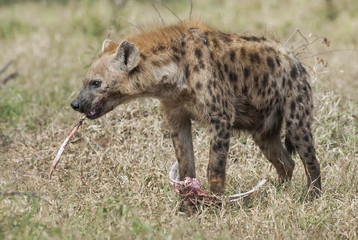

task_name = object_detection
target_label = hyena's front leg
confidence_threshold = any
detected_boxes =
[171,117,196,179]
[207,119,232,195]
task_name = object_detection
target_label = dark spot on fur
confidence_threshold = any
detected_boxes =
[224,64,228,73]
[216,94,221,103]
[297,95,303,103]
[286,120,292,126]
[262,73,269,87]
[266,57,275,72]
[282,77,286,87]
[219,69,224,80]
[219,32,232,42]
[308,146,312,153]
[171,45,179,53]
[249,52,261,64]
[140,53,147,60]
[212,95,217,103]
[185,64,190,79]
[128,65,140,77]
[275,89,279,97]
[199,61,205,69]
[294,135,300,141]
[254,76,259,87]
[244,68,250,79]
[285,137,295,155]
[219,159,225,167]
[194,65,199,72]
[304,135,309,142]
[211,104,216,112]
[212,38,219,48]
[213,140,223,152]
[210,52,215,60]
[240,48,246,58]
[216,61,222,70]
[230,50,236,62]
[195,48,202,59]
[269,98,273,107]
[288,79,292,89]
[290,65,298,79]
[181,40,186,47]
[152,60,161,66]
[298,62,307,74]
[242,85,248,94]
[224,100,228,108]
[196,82,202,90]
[223,140,229,149]
[229,72,238,83]
[296,113,300,119]
[275,56,281,67]
[299,120,303,127]
[290,113,294,119]
[241,36,265,42]
[173,54,180,63]
[151,48,158,54]
[157,45,165,51]
[211,118,220,125]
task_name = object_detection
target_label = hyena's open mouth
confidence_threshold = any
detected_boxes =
[87,105,103,119]
[86,100,105,120]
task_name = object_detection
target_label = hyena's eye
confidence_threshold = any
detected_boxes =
[90,80,102,88]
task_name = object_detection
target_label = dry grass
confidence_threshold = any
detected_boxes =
[0,0,357,239]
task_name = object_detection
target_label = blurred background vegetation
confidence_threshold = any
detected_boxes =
[0,0,357,134]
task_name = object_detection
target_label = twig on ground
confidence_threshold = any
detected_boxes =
[0,60,13,75]
[2,72,18,85]
[0,191,40,199]
[0,60,18,85]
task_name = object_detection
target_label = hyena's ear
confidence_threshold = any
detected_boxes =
[102,39,117,53]
[113,40,140,71]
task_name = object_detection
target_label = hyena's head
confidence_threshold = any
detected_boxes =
[71,39,140,119]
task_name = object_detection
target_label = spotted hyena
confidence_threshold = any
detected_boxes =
[71,20,321,196]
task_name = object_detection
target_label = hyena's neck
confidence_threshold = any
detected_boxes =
[125,42,188,100]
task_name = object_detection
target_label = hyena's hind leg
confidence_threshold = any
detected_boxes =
[253,131,296,184]
[284,87,322,196]
[285,123,321,196]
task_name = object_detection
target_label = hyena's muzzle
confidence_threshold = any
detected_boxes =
[71,85,107,120]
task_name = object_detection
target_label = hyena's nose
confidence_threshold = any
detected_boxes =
[71,99,80,111]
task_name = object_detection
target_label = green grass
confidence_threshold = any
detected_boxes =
[0,0,357,239]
